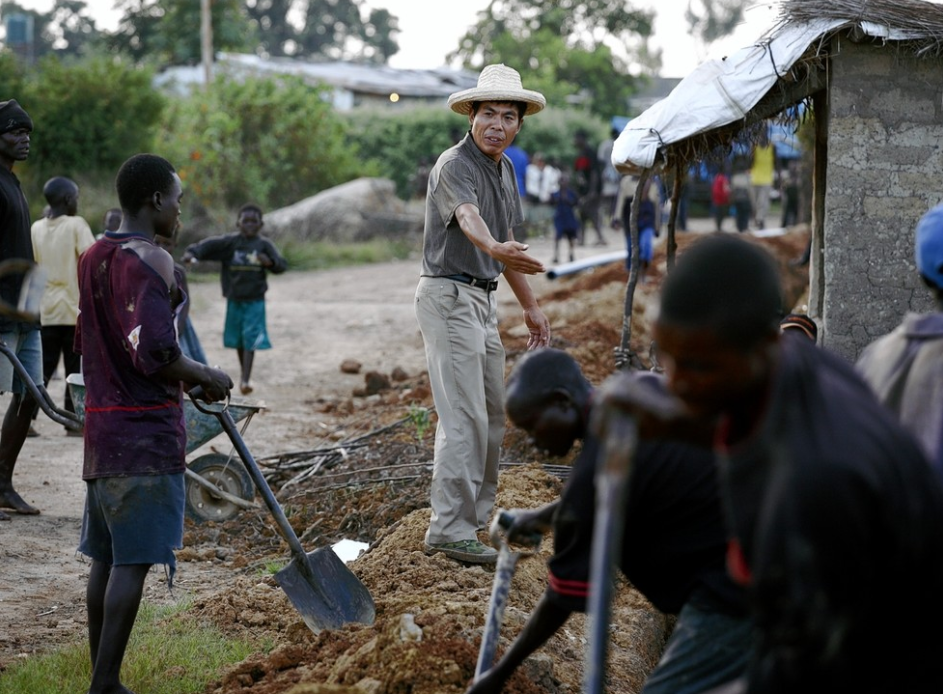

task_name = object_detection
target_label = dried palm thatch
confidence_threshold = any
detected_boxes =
[780,0,943,57]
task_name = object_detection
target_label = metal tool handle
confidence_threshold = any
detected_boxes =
[583,412,638,694]
[0,339,82,430]
[189,387,308,559]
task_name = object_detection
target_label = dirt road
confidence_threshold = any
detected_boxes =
[0,230,624,664]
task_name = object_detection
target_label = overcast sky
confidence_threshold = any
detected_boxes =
[8,0,783,77]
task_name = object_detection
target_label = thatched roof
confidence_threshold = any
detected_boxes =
[780,0,943,56]
[612,0,943,173]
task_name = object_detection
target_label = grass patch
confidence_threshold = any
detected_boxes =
[0,600,261,694]
[278,237,419,271]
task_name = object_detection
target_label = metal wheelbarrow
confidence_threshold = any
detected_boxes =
[67,373,263,523]
[0,258,258,523]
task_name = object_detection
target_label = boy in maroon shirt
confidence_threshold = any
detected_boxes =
[75,153,231,694]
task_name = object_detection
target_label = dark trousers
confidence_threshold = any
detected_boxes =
[41,324,80,413]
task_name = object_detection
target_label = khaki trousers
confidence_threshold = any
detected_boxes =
[415,276,505,544]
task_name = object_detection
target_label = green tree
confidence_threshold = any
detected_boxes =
[344,103,607,200]
[685,0,747,45]
[448,0,654,119]
[20,55,164,182]
[0,50,27,96]
[110,0,255,65]
[160,74,367,212]
[245,0,399,62]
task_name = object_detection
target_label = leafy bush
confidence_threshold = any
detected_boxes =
[344,103,609,199]
[159,74,372,215]
[16,55,165,199]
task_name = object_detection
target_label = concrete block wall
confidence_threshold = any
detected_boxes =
[821,39,943,361]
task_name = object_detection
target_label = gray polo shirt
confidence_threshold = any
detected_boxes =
[420,133,524,280]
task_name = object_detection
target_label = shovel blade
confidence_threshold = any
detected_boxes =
[275,546,376,633]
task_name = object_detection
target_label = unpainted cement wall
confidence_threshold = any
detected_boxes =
[822,39,943,361]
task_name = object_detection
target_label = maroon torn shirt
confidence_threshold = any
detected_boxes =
[74,235,185,479]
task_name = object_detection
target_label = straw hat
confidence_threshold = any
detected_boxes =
[448,64,546,116]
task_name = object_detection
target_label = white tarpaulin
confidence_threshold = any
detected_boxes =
[611,17,848,172]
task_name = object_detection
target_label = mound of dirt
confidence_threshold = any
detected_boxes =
[182,227,809,694]
[194,466,669,694]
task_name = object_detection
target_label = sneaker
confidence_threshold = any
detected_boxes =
[423,539,498,564]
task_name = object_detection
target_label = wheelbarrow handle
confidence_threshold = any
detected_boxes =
[0,338,82,430]
[189,387,307,558]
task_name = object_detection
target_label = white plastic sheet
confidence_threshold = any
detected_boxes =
[611,18,846,171]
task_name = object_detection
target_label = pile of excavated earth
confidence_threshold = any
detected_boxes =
[179,228,810,694]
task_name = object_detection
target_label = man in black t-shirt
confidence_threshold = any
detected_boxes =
[598,235,943,694]
[0,99,42,522]
[466,348,750,694]
[573,129,606,246]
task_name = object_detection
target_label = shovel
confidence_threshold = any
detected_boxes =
[189,388,376,633]
[474,509,542,681]
[583,410,637,694]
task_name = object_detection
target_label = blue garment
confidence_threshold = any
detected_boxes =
[641,602,752,694]
[505,145,529,198]
[551,188,581,240]
[178,316,207,365]
[223,299,272,351]
[79,473,185,584]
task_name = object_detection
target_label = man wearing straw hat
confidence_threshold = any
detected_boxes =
[415,64,551,564]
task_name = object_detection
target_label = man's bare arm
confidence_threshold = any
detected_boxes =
[454,203,545,275]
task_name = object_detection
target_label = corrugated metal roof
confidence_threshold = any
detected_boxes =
[155,53,480,103]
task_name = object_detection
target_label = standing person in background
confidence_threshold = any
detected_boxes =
[779,160,800,227]
[30,176,95,433]
[96,207,122,240]
[597,125,622,227]
[524,152,558,238]
[573,129,606,246]
[856,202,943,479]
[711,169,731,232]
[0,99,43,521]
[182,203,287,395]
[550,173,580,264]
[76,153,232,694]
[504,143,530,238]
[613,173,660,281]
[730,157,752,233]
[749,129,775,230]
[504,143,529,199]
[416,63,551,564]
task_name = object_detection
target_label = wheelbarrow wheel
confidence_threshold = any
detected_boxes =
[186,453,254,524]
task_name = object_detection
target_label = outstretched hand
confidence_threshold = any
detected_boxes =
[492,241,546,275]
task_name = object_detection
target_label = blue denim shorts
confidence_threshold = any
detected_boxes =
[223,299,272,351]
[79,474,185,583]
[0,328,42,394]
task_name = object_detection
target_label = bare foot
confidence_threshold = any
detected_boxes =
[0,490,40,515]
